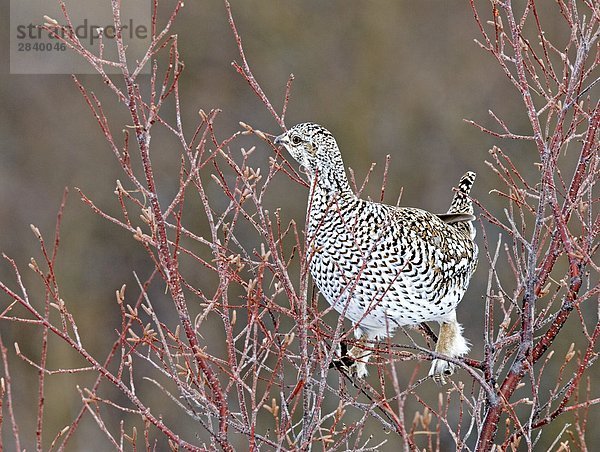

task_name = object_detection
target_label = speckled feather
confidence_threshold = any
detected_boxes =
[276,123,478,378]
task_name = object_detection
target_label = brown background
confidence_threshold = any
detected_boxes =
[0,1,595,449]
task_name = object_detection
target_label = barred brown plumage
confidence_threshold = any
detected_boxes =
[275,123,478,383]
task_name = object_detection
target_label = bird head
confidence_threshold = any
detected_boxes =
[274,123,342,180]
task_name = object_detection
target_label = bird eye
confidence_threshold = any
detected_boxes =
[291,135,302,145]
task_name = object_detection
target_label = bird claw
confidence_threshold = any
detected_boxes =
[330,341,369,378]
[429,359,455,385]
[331,357,369,379]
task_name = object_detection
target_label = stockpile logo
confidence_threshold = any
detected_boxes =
[10,0,151,74]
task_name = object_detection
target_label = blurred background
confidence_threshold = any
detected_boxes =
[1,0,596,450]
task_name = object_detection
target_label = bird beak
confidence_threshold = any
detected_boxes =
[274,134,286,146]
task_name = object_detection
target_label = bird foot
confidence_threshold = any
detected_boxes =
[428,359,455,385]
[350,360,369,379]
[331,341,370,378]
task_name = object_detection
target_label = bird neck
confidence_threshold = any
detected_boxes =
[309,165,353,201]
[306,166,355,234]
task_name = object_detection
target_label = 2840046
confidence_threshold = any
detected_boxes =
[17,42,67,51]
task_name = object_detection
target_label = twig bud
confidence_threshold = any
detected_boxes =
[283,331,295,347]
[30,224,42,240]
[29,258,39,272]
[565,343,575,362]
[43,15,59,26]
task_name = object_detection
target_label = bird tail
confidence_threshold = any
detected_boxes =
[447,171,476,215]
[435,172,476,225]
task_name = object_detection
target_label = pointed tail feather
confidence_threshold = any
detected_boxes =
[447,171,476,215]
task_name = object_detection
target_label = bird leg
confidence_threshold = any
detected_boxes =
[428,319,469,385]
